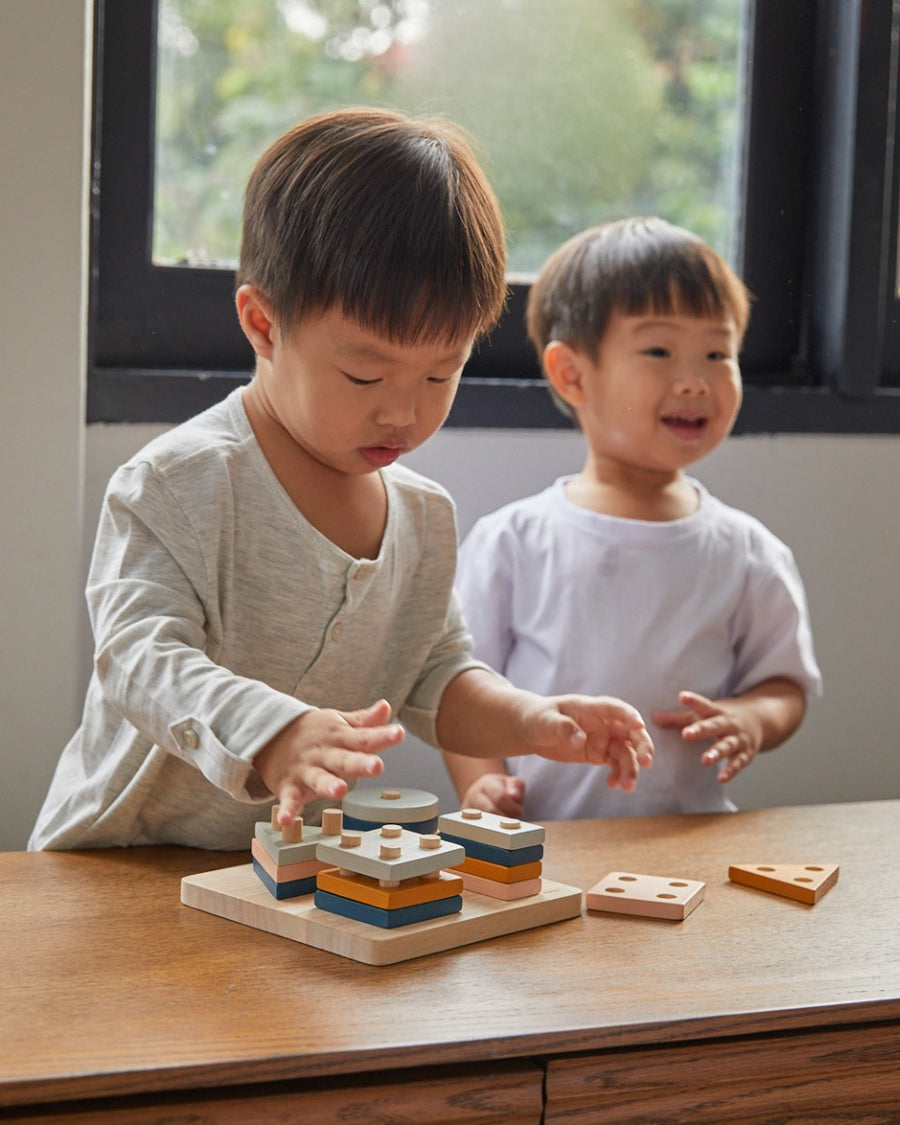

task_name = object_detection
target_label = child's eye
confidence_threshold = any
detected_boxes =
[427,376,453,385]
[343,372,380,386]
[643,346,670,358]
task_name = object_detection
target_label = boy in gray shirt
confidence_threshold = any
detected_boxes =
[30,110,653,850]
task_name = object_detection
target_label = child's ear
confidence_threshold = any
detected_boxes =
[235,285,277,359]
[543,340,590,410]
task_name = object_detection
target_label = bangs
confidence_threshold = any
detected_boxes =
[615,242,749,333]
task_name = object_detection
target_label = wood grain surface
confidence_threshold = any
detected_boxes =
[2,801,898,1118]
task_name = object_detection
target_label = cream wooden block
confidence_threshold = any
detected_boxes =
[729,863,840,904]
[342,786,439,825]
[586,872,705,921]
[439,809,545,850]
[316,825,465,882]
[182,863,583,966]
[255,819,342,865]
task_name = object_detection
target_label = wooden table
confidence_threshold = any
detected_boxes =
[1,800,898,1123]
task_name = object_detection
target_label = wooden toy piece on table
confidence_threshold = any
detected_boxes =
[252,806,343,900]
[341,786,440,833]
[586,872,706,921]
[438,808,546,901]
[313,823,466,928]
[728,862,839,905]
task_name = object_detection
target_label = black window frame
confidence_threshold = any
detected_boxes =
[88,0,900,433]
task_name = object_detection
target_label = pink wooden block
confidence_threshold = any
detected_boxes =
[458,871,543,900]
[586,871,705,921]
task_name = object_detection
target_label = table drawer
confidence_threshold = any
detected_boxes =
[545,1020,900,1123]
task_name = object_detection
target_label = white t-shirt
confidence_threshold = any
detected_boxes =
[457,477,822,820]
[30,389,480,850]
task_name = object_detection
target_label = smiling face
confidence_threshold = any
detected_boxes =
[240,296,473,478]
[552,309,742,482]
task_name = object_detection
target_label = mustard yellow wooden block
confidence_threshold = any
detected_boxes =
[729,863,839,904]
[457,855,543,884]
[316,867,463,910]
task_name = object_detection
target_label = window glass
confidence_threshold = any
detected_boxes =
[154,0,746,275]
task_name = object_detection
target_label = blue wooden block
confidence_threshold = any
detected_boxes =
[252,857,318,900]
[314,889,463,929]
[438,832,544,867]
[342,813,439,834]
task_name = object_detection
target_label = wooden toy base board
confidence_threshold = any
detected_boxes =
[181,863,583,966]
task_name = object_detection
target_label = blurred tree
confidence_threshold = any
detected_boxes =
[154,0,743,271]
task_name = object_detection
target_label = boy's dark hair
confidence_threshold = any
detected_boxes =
[237,107,507,344]
[527,217,751,417]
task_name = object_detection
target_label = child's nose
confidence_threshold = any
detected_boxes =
[674,366,710,395]
[375,391,417,428]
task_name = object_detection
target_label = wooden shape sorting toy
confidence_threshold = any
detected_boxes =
[316,824,464,883]
[438,809,545,850]
[316,867,463,911]
[457,856,543,884]
[458,871,543,901]
[586,872,705,921]
[728,863,839,905]
[181,864,583,965]
[341,787,440,832]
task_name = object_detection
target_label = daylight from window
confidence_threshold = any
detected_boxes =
[154,0,746,275]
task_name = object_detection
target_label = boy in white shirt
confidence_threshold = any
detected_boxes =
[444,217,821,821]
[30,111,653,850]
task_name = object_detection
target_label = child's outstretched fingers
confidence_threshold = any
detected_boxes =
[554,695,654,769]
[254,703,405,827]
[461,773,526,819]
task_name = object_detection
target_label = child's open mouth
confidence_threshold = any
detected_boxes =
[661,413,709,438]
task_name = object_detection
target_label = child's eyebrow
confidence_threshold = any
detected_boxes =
[630,318,734,338]
[337,339,472,366]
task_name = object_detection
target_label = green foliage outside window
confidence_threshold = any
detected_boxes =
[154,0,744,273]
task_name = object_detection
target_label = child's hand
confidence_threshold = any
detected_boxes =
[460,773,527,819]
[526,695,654,791]
[253,699,404,826]
[653,690,762,782]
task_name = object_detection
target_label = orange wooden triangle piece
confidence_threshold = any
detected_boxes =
[728,863,839,904]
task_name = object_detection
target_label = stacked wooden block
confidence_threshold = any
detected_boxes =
[340,786,439,833]
[314,823,465,928]
[438,808,545,900]
[251,806,343,900]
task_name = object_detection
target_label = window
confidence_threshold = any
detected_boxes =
[89,0,900,432]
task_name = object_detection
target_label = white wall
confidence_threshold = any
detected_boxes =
[1,2,898,851]
[0,2,90,851]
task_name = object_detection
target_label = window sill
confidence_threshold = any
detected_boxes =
[87,368,900,434]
